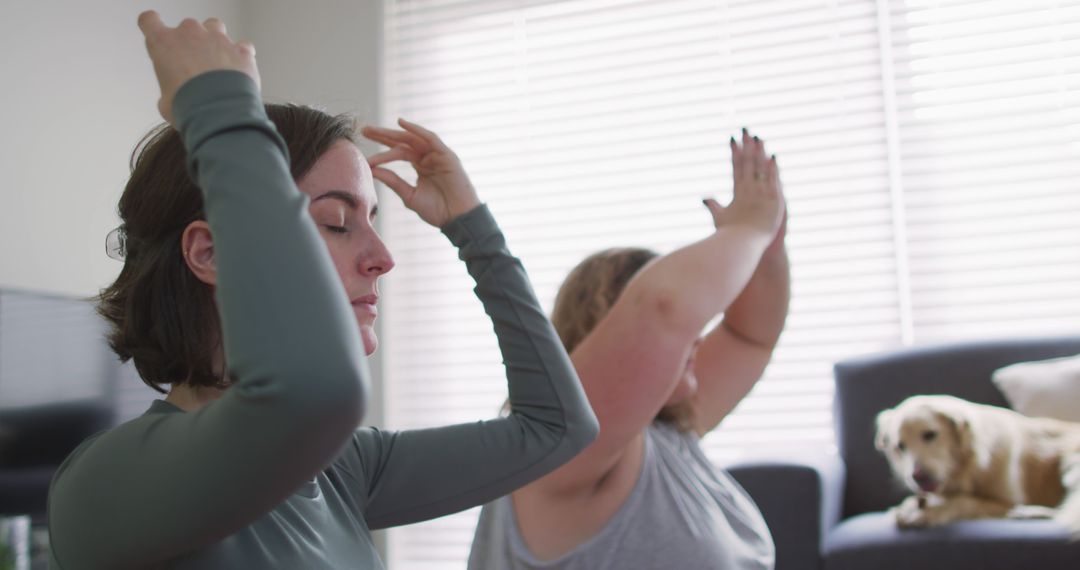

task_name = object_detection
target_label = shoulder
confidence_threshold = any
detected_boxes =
[468,496,519,568]
[47,415,160,538]
[50,430,106,487]
[644,420,714,474]
[647,420,700,448]
[49,413,164,489]
[327,426,387,482]
[473,495,515,538]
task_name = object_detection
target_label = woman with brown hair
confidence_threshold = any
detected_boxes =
[470,130,790,569]
[47,12,596,569]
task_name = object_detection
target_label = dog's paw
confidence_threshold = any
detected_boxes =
[894,495,964,528]
[1008,505,1057,520]
[894,496,930,528]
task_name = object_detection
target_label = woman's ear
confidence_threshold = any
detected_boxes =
[181,220,216,286]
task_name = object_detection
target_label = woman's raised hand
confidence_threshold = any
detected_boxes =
[361,120,482,228]
[703,128,786,239]
[137,11,260,125]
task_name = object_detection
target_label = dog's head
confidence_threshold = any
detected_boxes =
[874,395,976,495]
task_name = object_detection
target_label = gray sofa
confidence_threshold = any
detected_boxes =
[728,336,1080,570]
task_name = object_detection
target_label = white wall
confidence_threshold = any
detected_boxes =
[244,0,382,127]
[0,1,247,297]
[0,0,382,298]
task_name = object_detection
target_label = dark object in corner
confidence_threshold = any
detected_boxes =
[0,401,114,522]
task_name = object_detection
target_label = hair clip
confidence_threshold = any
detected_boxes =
[105,227,127,261]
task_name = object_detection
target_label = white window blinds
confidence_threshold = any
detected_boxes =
[379,1,1080,567]
[890,0,1080,340]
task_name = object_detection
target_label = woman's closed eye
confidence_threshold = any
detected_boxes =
[311,206,349,235]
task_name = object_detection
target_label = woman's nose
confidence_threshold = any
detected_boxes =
[360,235,395,276]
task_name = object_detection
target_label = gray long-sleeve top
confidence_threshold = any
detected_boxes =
[47,70,598,570]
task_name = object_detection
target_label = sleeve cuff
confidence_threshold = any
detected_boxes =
[172,70,287,162]
[440,204,500,249]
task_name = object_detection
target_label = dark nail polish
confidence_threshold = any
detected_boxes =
[753,136,760,142]
[730,136,736,144]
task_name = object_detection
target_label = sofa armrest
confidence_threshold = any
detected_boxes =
[728,454,846,570]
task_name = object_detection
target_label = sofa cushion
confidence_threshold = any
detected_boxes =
[824,511,1080,570]
[992,354,1080,422]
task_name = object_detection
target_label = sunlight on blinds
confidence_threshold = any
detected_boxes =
[379,0,1080,567]
[890,0,1080,341]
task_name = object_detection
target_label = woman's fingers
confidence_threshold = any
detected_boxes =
[368,145,421,168]
[730,135,744,188]
[768,154,787,238]
[371,167,415,201]
[361,126,430,154]
[702,197,726,227]
[735,129,771,190]
[722,128,785,237]
[767,154,779,190]
[137,10,167,37]
[752,136,766,187]
[398,118,450,152]
[135,12,259,124]
[203,17,226,35]
[740,128,757,185]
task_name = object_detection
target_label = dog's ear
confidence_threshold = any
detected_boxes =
[934,400,980,461]
[874,408,895,451]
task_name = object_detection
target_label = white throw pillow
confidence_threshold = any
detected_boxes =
[992,354,1080,422]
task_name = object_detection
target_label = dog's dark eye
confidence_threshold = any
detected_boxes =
[923,430,937,443]
[897,441,906,452]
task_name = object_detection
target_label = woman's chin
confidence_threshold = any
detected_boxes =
[360,326,379,355]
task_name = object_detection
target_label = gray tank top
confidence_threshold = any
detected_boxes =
[469,422,775,569]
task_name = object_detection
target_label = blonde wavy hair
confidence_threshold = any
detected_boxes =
[552,247,696,432]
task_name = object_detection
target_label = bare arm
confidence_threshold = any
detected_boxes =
[530,130,786,495]
[690,211,790,436]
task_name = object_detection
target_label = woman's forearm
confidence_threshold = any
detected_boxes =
[720,246,790,348]
[625,223,773,340]
[353,205,598,529]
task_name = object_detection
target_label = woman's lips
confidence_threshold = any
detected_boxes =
[351,294,378,317]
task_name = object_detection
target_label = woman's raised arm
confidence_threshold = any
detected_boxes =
[528,129,786,496]
[49,14,367,568]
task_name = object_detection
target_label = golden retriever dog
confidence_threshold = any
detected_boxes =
[875,395,1080,536]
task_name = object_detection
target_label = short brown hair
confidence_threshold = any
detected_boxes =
[97,104,359,393]
[551,248,658,353]
[551,248,697,432]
